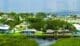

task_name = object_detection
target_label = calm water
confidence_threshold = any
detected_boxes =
[35,38,56,46]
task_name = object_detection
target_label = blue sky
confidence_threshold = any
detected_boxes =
[0,0,80,12]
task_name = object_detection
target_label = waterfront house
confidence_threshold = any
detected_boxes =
[73,24,80,36]
[20,29,37,35]
[56,29,72,36]
[11,22,28,33]
[46,29,54,34]
[0,24,10,33]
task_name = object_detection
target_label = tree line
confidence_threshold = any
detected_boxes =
[0,12,76,32]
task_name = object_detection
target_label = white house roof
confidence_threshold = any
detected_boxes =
[0,25,9,30]
[73,24,80,31]
[46,29,54,33]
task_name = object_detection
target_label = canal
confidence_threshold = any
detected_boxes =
[35,38,56,46]
[29,37,57,46]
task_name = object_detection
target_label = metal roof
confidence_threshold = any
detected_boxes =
[0,24,9,29]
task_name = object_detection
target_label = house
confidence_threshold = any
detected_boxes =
[46,29,54,34]
[11,23,27,33]
[20,29,37,35]
[0,24,10,33]
[73,24,80,36]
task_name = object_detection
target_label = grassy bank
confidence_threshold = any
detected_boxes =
[52,38,80,46]
[0,34,38,46]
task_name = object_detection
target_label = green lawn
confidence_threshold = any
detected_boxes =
[0,34,38,46]
[52,38,80,46]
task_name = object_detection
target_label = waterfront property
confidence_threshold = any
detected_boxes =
[0,24,10,33]
[73,24,80,36]
[46,29,55,34]
[44,29,72,37]
[20,29,37,35]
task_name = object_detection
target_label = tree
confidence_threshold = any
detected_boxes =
[65,23,76,31]
[46,19,75,31]
[18,13,32,18]
[46,19,61,30]
[18,13,34,21]
[0,12,4,16]
[0,18,6,24]
[35,12,47,18]
[4,14,23,30]
[28,17,46,31]
[70,14,77,19]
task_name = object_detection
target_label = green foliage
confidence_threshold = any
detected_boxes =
[7,12,16,16]
[28,17,46,31]
[46,19,75,31]
[18,13,34,19]
[4,13,23,29]
[65,23,76,31]
[36,12,47,18]
[0,12,4,16]
[0,12,76,32]
[0,18,6,24]
[27,17,75,32]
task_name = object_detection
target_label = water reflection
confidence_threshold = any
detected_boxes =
[35,38,56,46]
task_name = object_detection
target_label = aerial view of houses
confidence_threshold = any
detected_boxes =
[0,0,80,46]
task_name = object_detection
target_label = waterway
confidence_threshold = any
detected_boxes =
[34,38,57,46]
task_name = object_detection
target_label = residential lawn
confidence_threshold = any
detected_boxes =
[0,34,38,46]
[52,38,80,46]
[35,31,43,36]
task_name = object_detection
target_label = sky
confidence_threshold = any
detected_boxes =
[0,0,80,12]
